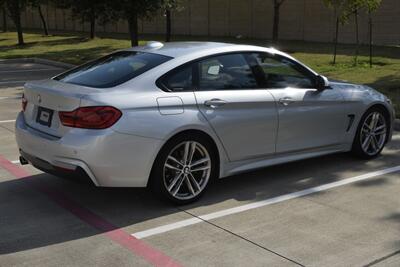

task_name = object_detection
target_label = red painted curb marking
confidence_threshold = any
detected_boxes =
[0,155,182,267]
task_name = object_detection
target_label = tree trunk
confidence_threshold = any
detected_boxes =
[128,13,139,47]
[369,12,373,68]
[333,17,339,65]
[354,9,359,66]
[6,0,24,45]
[15,16,24,45]
[165,9,171,42]
[38,5,48,36]
[272,3,280,42]
[2,7,7,32]
[90,8,95,39]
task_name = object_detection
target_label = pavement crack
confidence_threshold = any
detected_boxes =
[179,208,305,267]
[363,249,400,266]
[0,124,14,133]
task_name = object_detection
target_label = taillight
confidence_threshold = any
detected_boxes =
[22,93,27,112]
[59,106,122,129]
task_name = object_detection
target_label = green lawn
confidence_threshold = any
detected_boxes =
[1,31,399,115]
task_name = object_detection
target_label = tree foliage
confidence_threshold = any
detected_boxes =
[1,0,7,32]
[111,0,162,47]
[323,0,382,65]
[342,0,381,65]
[51,0,117,39]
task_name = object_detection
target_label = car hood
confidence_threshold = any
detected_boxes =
[328,78,391,106]
[328,78,379,93]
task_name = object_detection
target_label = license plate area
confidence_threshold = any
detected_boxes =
[36,106,54,127]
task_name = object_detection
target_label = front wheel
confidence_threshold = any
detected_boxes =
[352,107,389,159]
[150,134,217,204]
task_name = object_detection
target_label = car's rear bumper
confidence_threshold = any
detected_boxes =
[15,112,162,187]
[20,149,95,185]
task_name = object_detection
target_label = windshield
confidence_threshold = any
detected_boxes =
[54,51,172,88]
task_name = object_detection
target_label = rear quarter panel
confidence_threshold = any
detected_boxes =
[80,78,230,178]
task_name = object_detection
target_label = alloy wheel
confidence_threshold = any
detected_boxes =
[163,141,211,200]
[360,111,387,156]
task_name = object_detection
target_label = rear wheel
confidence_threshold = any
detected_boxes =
[352,107,389,159]
[150,134,217,204]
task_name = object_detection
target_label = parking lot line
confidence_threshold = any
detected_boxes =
[132,165,400,239]
[0,155,182,267]
[0,96,21,100]
[0,81,26,85]
[0,120,16,124]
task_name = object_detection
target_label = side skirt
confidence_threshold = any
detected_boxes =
[220,144,350,178]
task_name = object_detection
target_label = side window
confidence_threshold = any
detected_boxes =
[197,53,258,91]
[252,53,315,89]
[162,65,193,92]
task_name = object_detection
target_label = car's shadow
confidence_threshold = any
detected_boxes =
[1,137,399,255]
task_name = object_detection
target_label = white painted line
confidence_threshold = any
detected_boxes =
[11,160,20,164]
[0,119,16,124]
[0,68,59,73]
[132,165,400,239]
[0,81,26,85]
[0,96,21,100]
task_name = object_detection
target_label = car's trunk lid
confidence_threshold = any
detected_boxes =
[23,79,97,137]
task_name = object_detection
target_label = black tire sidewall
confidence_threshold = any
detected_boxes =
[149,133,218,205]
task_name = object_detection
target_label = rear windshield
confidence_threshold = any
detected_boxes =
[54,51,172,88]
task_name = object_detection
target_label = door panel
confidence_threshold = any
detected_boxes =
[195,90,278,161]
[250,52,348,154]
[268,88,347,153]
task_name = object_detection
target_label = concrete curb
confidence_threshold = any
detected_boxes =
[0,58,76,69]
[395,119,400,132]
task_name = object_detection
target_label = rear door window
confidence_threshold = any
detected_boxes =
[54,51,172,88]
[160,65,193,92]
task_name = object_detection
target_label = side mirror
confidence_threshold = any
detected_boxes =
[315,75,330,90]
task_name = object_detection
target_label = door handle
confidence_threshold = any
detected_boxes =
[204,98,227,108]
[279,97,295,106]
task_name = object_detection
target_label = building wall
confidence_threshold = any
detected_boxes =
[1,0,399,45]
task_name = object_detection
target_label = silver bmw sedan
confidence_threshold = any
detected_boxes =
[15,42,395,204]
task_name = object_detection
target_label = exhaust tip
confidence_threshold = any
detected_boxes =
[19,156,29,165]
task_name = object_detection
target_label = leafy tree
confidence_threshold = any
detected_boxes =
[4,0,26,45]
[341,0,382,66]
[1,0,7,32]
[29,0,49,35]
[52,0,116,39]
[272,0,286,42]
[323,0,347,65]
[162,0,183,42]
[111,0,162,47]
[342,0,363,65]
[364,0,382,67]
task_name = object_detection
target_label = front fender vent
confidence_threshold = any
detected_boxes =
[347,114,355,132]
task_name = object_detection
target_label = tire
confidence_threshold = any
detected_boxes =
[149,133,218,205]
[352,107,389,159]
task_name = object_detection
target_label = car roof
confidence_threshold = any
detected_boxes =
[126,41,282,58]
